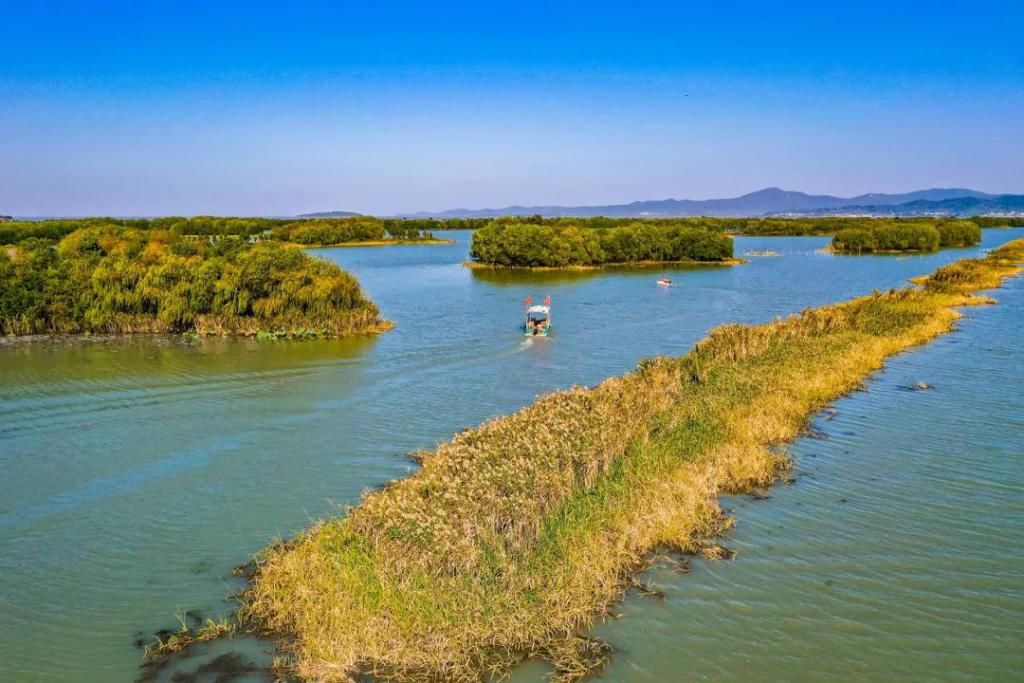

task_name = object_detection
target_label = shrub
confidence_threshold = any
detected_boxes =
[832,228,875,253]
[936,220,982,248]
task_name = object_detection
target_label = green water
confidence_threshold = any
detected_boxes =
[1,230,1021,681]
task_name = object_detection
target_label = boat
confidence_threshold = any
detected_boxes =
[523,295,552,336]
[657,276,672,287]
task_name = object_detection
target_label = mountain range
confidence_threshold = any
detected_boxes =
[301,187,1024,219]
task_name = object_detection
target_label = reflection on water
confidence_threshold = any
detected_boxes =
[0,228,1022,681]
[468,262,732,287]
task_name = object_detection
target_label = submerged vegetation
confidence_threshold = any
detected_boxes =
[831,219,982,253]
[244,240,1024,681]
[0,226,389,337]
[469,219,735,267]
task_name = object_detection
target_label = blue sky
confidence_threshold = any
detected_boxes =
[1,1,1022,216]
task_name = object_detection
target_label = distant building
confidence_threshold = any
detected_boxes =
[0,215,13,222]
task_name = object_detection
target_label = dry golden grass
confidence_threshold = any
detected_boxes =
[243,240,1024,682]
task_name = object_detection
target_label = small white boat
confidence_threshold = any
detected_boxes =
[657,276,672,287]
[523,296,552,336]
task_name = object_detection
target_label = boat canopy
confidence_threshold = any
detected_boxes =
[527,305,550,315]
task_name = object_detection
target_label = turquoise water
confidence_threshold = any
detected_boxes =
[0,229,1021,680]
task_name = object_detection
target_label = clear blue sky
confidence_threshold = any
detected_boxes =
[1,1,1021,216]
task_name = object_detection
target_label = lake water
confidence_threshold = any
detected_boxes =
[1,229,1021,681]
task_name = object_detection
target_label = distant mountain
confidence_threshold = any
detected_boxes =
[388,187,998,219]
[298,210,362,218]
[775,194,1024,217]
[300,188,1022,219]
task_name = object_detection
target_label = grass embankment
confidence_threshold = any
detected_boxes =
[0,226,390,337]
[244,240,1024,681]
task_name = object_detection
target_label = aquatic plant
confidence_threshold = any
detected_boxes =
[243,240,1024,681]
[145,614,236,660]
[0,226,390,337]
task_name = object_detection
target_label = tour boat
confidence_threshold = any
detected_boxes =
[523,295,552,336]
[657,276,673,287]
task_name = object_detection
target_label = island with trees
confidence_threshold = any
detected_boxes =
[462,216,987,265]
[0,226,390,338]
[467,218,738,268]
[830,219,981,253]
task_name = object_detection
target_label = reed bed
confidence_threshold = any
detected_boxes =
[244,240,1024,682]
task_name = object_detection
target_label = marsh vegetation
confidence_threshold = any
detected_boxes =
[0,226,389,337]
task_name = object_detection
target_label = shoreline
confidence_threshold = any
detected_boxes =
[462,257,746,271]
[824,244,979,255]
[231,240,1024,681]
[291,238,455,248]
[0,320,394,346]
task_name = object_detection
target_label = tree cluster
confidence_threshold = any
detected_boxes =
[0,227,382,336]
[469,220,733,267]
[831,219,981,253]
[970,216,1024,228]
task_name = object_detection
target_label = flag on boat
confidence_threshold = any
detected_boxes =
[544,295,551,306]
[524,296,533,307]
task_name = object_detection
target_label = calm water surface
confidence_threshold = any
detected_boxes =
[0,229,1021,680]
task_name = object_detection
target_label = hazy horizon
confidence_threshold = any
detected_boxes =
[2,1,1022,216]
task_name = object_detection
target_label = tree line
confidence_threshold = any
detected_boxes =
[831,219,982,253]
[969,216,1024,228]
[469,219,734,267]
[2,214,1014,247]
[0,216,445,246]
[0,227,387,337]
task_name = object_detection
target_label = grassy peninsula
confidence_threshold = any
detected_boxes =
[468,218,736,268]
[243,240,1024,681]
[0,226,389,337]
